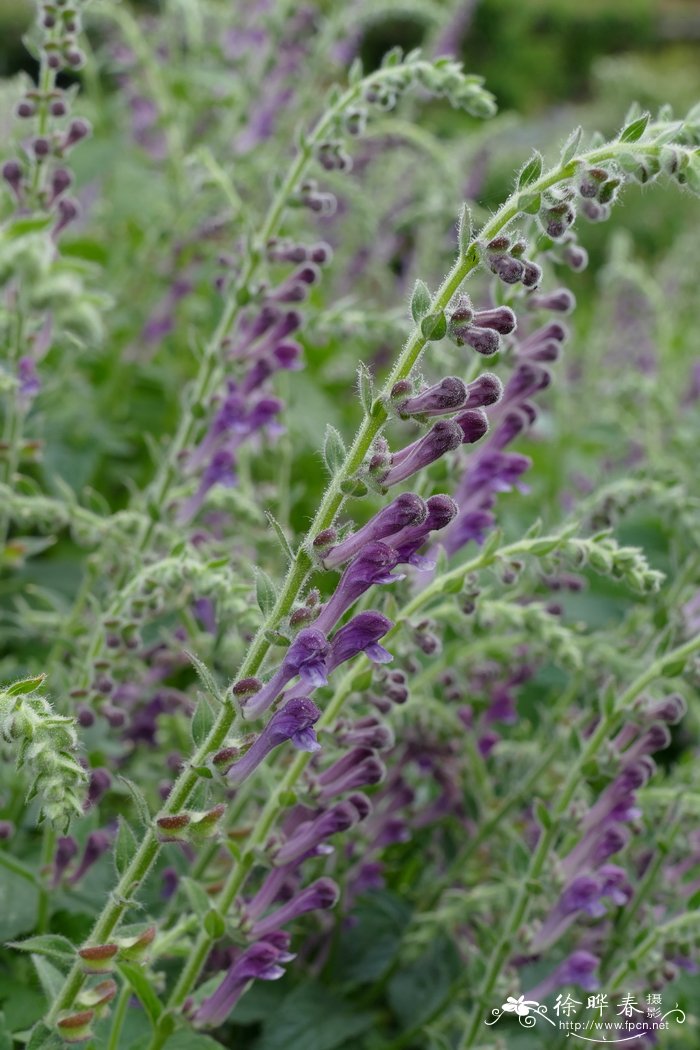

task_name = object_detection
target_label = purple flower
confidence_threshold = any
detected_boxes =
[326,612,393,671]
[316,747,386,799]
[67,829,113,885]
[52,836,79,886]
[223,698,322,786]
[17,356,41,404]
[379,420,464,487]
[314,542,403,635]
[194,936,294,1027]
[320,493,427,569]
[250,878,339,938]
[387,493,459,569]
[529,876,606,951]
[85,768,111,812]
[272,802,360,865]
[526,950,600,1000]
[395,377,468,418]
[454,408,490,444]
[526,288,576,313]
[242,629,329,718]
[463,372,504,408]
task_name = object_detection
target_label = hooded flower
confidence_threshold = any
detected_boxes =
[242,630,329,718]
[194,936,294,1027]
[314,542,403,635]
[223,698,321,785]
[320,493,427,569]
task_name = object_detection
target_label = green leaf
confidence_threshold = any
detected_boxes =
[420,310,446,342]
[118,776,152,827]
[560,125,583,165]
[265,511,294,563]
[517,151,543,188]
[7,934,74,964]
[6,674,46,697]
[356,362,374,415]
[254,983,374,1050]
[180,876,212,921]
[333,892,411,986]
[457,202,473,254]
[203,909,225,939]
[348,57,363,84]
[322,425,346,476]
[410,279,431,322]
[31,955,65,1003]
[619,112,650,142]
[255,569,278,617]
[160,1033,223,1050]
[0,866,38,941]
[118,962,164,1026]
[388,935,461,1032]
[184,650,220,701]
[0,1013,11,1050]
[115,817,138,877]
[25,1022,62,1050]
[5,216,53,239]
[191,693,215,748]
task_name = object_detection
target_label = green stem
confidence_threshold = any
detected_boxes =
[106,983,131,1050]
[36,825,57,933]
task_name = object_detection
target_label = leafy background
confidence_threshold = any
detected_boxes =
[1,1,700,1049]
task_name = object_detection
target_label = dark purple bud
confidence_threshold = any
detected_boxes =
[396,377,468,419]
[642,694,686,725]
[243,631,328,719]
[464,372,503,408]
[226,698,321,785]
[381,420,464,487]
[473,306,517,334]
[54,197,80,235]
[251,878,339,938]
[337,715,394,750]
[503,362,551,403]
[624,722,672,761]
[0,820,14,840]
[16,100,36,119]
[309,241,332,264]
[388,493,459,568]
[47,52,63,70]
[455,408,489,444]
[273,341,303,370]
[52,836,79,885]
[65,49,86,69]
[314,542,402,635]
[541,201,575,239]
[85,768,111,811]
[317,747,386,798]
[453,323,501,356]
[527,288,576,313]
[50,98,67,117]
[32,137,51,159]
[2,159,24,198]
[489,254,525,284]
[68,830,113,885]
[521,261,543,288]
[322,494,427,569]
[347,792,372,820]
[64,117,91,148]
[273,802,359,865]
[561,240,588,272]
[48,167,71,201]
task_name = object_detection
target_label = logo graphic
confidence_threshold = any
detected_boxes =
[484,992,687,1043]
